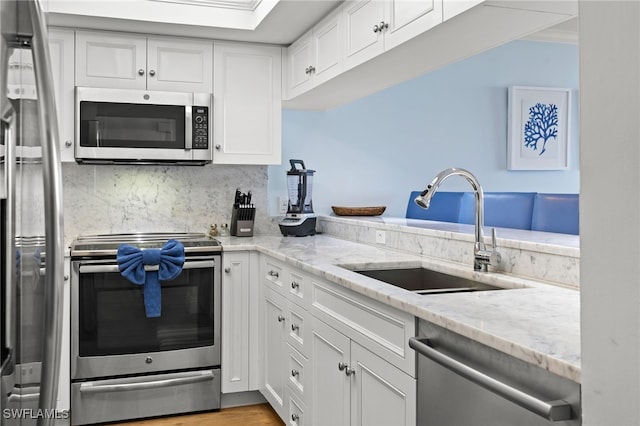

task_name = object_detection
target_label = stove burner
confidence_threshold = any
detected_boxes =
[71,232,221,258]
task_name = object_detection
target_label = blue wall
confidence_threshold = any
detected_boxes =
[270,40,579,217]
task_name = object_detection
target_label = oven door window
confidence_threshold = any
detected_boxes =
[79,101,185,149]
[78,267,214,356]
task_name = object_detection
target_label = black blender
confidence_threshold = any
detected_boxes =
[279,159,316,237]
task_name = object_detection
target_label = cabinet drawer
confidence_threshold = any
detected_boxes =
[263,258,285,290]
[288,269,308,308]
[287,301,311,357]
[287,389,307,426]
[310,277,415,376]
[287,344,308,399]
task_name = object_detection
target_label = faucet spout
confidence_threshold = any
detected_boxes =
[414,167,501,272]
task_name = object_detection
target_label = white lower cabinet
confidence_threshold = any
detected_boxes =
[260,286,288,417]
[310,317,416,426]
[221,251,260,394]
[258,254,416,425]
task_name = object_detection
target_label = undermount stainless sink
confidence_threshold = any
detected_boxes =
[352,267,506,295]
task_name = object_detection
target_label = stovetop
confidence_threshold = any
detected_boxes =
[70,232,222,257]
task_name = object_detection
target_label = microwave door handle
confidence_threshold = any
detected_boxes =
[28,0,66,422]
[185,106,192,150]
[88,120,100,147]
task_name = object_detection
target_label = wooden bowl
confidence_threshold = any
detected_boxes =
[331,206,386,216]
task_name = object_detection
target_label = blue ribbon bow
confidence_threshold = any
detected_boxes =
[117,239,185,318]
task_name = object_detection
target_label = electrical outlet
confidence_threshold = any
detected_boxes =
[278,196,288,214]
[375,230,386,244]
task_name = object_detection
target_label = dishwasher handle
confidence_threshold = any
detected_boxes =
[408,337,572,422]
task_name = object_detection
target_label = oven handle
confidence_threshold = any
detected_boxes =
[79,260,215,274]
[78,371,214,394]
[408,337,572,422]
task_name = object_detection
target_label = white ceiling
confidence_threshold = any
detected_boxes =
[47,0,344,45]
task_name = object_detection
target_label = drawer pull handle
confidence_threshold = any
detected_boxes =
[291,323,299,331]
[291,281,300,289]
[277,315,285,322]
[268,270,279,278]
[408,337,572,422]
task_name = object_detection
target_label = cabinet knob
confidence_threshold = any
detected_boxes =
[338,362,348,371]
[345,367,356,377]
[291,323,299,331]
[64,275,69,281]
[224,267,231,273]
[291,414,299,422]
[65,140,72,147]
[138,69,145,76]
[291,281,299,289]
[305,66,310,74]
[149,69,156,76]
[277,315,285,322]
[215,144,221,150]
[309,66,316,74]
[291,369,299,377]
[373,24,380,33]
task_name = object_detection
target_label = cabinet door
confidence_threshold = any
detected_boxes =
[343,0,385,71]
[312,5,344,87]
[287,31,314,99]
[260,286,288,419]
[310,317,351,426]
[147,37,213,93]
[350,342,416,426]
[221,252,250,393]
[47,28,75,162]
[75,31,146,89]
[213,42,282,165]
[383,0,443,50]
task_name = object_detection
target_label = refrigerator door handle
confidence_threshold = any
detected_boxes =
[27,1,65,424]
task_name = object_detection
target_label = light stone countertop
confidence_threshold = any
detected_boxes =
[219,234,581,383]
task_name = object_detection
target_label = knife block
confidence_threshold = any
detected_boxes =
[231,205,255,237]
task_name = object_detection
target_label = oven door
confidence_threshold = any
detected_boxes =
[71,255,221,380]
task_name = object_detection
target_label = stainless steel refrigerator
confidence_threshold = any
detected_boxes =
[0,1,65,425]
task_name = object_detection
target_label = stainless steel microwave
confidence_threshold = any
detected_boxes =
[75,87,212,165]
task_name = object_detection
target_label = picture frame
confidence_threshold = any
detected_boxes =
[507,86,571,170]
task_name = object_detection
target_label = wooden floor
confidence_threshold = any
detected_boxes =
[111,404,284,426]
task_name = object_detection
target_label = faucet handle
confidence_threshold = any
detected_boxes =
[491,228,498,250]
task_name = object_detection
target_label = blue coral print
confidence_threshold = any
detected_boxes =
[523,103,558,155]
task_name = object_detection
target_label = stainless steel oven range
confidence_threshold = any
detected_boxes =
[69,233,221,425]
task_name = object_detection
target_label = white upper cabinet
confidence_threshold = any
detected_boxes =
[75,30,212,93]
[286,5,343,99]
[343,0,442,70]
[48,27,75,162]
[213,42,282,165]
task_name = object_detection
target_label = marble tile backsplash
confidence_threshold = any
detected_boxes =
[62,163,278,244]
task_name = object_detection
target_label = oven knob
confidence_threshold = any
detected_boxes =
[195,115,204,124]
[146,357,153,364]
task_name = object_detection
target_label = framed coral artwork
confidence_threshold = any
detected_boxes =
[507,86,571,170]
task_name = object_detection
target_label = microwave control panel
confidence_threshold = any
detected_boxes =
[192,106,209,149]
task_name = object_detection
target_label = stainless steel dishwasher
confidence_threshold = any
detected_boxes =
[409,320,581,426]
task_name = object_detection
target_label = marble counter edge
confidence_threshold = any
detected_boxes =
[319,215,580,258]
